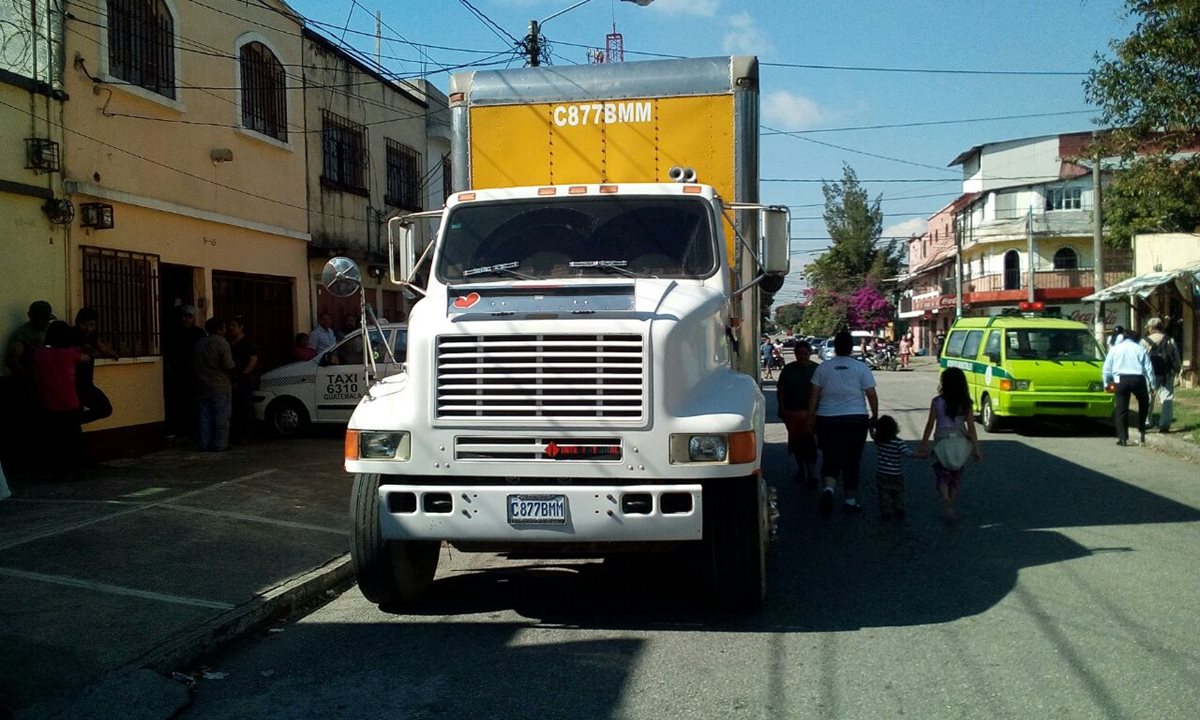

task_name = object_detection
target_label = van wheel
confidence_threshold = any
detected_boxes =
[704,476,766,610]
[350,473,440,607]
[981,395,1003,433]
[267,398,309,436]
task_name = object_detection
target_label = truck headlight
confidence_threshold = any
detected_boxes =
[689,435,728,462]
[1014,380,1031,391]
[1088,381,1105,392]
[669,431,756,464]
[346,431,411,460]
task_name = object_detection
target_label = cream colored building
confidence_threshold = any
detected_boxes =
[301,29,446,327]
[61,0,311,456]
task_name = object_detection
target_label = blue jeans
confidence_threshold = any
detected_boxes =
[198,394,231,451]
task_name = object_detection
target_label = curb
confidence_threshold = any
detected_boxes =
[18,555,356,720]
[1144,432,1200,462]
[131,554,356,676]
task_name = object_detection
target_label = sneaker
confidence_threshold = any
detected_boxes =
[842,499,862,514]
[1139,431,1147,445]
[819,487,833,515]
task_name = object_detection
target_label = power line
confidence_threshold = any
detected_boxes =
[761,110,1096,136]
[763,124,957,173]
[458,0,522,47]
[762,60,1088,77]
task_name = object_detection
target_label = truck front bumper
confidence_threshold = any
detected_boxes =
[377,483,704,543]
[999,391,1113,419]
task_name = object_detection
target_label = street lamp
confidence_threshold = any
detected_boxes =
[523,0,653,66]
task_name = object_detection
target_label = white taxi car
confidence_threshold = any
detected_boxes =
[253,323,407,435]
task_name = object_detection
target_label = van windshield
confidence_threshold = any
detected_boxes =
[436,196,717,283]
[1005,328,1103,362]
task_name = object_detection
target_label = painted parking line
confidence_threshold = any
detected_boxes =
[0,567,234,610]
[161,504,344,535]
[0,469,278,552]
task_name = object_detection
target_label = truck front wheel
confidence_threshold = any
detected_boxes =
[704,475,767,610]
[350,473,440,607]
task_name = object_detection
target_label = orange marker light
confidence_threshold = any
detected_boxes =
[728,430,757,464]
[538,187,557,196]
[344,430,360,461]
[682,185,703,194]
[568,186,588,195]
[599,185,618,194]
[458,192,476,202]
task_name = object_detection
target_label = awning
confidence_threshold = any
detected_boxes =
[1082,261,1200,302]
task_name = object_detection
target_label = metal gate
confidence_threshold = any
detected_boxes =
[212,270,295,372]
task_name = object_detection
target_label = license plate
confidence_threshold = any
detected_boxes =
[507,494,567,525]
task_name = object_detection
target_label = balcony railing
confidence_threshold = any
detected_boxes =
[953,268,1132,294]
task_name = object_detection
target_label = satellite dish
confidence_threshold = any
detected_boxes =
[322,257,361,297]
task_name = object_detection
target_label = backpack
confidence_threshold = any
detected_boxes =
[1145,336,1176,377]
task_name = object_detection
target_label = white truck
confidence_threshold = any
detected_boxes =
[337,56,789,609]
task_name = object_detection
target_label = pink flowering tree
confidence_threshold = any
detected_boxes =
[846,282,894,331]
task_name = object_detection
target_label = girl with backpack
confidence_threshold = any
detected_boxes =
[915,367,982,525]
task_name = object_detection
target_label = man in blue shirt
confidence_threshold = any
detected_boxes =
[1102,330,1156,446]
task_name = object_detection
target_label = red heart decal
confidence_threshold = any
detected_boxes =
[453,292,481,309]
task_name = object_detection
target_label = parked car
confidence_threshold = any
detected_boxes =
[253,323,408,436]
[822,336,837,360]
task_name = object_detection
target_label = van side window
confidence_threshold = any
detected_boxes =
[984,331,1001,363]
[961,330,984,359]
[945,331,968,358]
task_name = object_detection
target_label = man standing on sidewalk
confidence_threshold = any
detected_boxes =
[194,318,235,452]
[227,316,259,445]
[1103,330,1155,447]
[1142,317,1181,433]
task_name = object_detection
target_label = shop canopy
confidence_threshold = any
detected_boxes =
[1082,260,1200,303]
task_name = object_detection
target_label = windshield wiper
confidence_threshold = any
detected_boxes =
[461,261,534,280]
[569,259,640,278]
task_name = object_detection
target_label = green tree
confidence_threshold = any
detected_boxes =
[773,303,805,332]
[801,165,904,333]
[1085,0,1200,244]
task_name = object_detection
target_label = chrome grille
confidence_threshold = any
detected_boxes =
[437,334,645,420]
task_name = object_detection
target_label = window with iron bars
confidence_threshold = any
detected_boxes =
[384,139,422,211]
[321,111,368,193]
[81,246,161,357]
[240,41,287,142]
[442,154,452,202]
[107,0,176,99]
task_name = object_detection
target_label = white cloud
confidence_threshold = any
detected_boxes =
[723,12,773,56]
[762,90,829,131]
[882,217,928,239]
[647,0,719,16]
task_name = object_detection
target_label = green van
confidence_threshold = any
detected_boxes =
[939,312,1112,432]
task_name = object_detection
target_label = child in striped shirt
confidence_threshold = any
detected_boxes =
[871,415,909,521]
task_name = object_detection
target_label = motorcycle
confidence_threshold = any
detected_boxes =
[864,344,900,372]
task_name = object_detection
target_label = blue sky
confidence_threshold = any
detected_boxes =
[287,0,1132,307]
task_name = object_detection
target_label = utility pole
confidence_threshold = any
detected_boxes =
[1026,205,1035,304]
[525,20,542,67]
[375,11,382,67]
[1092,132,1105,345]
[955,212,964,318]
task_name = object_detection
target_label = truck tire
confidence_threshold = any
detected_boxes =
[980,395,1003,434]
[704,475,766,610]
[350,473,440,607]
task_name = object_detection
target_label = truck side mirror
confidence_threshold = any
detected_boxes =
[387,216,423,282]
[760,206,790,276]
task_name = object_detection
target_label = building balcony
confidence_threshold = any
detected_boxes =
[959,268,1132,294]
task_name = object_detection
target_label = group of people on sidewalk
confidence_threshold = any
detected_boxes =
[1102,317,1182,446]
[2,302,118,482]
[166,310,259,453]
[775,330,982,525]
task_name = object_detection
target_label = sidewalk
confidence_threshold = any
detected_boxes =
[0,434,355,719]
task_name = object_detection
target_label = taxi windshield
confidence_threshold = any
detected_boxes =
[435,196,717,283]
[1005,328,1103,361]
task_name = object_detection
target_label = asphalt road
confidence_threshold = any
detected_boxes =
[180,369,1200,720]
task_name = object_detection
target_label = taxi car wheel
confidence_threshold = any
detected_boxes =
[350,473,439,607]
[981,395,1003,433]
[266,398,309,437]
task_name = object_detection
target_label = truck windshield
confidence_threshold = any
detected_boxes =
[436,196,717,283]
[1005,328,1103,362]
